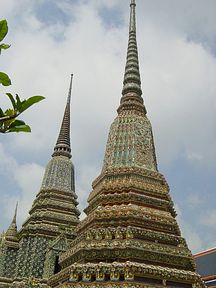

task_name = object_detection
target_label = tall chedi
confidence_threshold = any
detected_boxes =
[48,1,205,288]
[0,75,80,288]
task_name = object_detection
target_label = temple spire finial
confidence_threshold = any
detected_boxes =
[122,0,142,97]
[67,73,73,104]
[52,74,74,158]
[130,0,136,32]
[118,0,146,114]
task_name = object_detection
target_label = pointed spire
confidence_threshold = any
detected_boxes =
[52,74,73,158]
[12,202,18,225]
[122,0,142,97]
[5,203,18,243]
[119,0,146,115]
[129,0,136,32]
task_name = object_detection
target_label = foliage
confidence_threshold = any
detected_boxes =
[0,19,45,133]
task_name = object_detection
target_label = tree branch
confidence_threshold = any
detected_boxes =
[0,112,20,122]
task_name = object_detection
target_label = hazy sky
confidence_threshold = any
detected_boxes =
[0,0,216,254]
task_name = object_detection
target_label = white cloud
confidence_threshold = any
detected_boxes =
[200,209,216,229]
[0,144,44,230]
[183,227,204,253]
[186,194,202,209]
[176,204,204,253]
[0,143,17,175]
[142,28,216,166]
[186,152,203,162]
[14,163,45,226]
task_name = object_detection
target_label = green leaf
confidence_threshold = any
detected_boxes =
[0,72,11,86]
[0,43,10,54]
[0,43,10,49]
[0,20,8,42]
[6,93,16,110]
[8,119,25,127]
[3,108,15,130]
[16,94,22,111]
[4,108,15,117]
[8,119,26,129]
[0,108,4,129]
[7,124,31,133]
[19,95,45,113]
[0,108,4,117]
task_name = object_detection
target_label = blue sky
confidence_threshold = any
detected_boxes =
[0,0,216,254]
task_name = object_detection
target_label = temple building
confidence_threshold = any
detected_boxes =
[0,75,80,287]
[194,248,216,287]
[0,0,206,287]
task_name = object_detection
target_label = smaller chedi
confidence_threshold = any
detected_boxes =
[0,75,80,288]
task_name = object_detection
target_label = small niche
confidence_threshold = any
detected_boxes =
[54,256,61,274]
